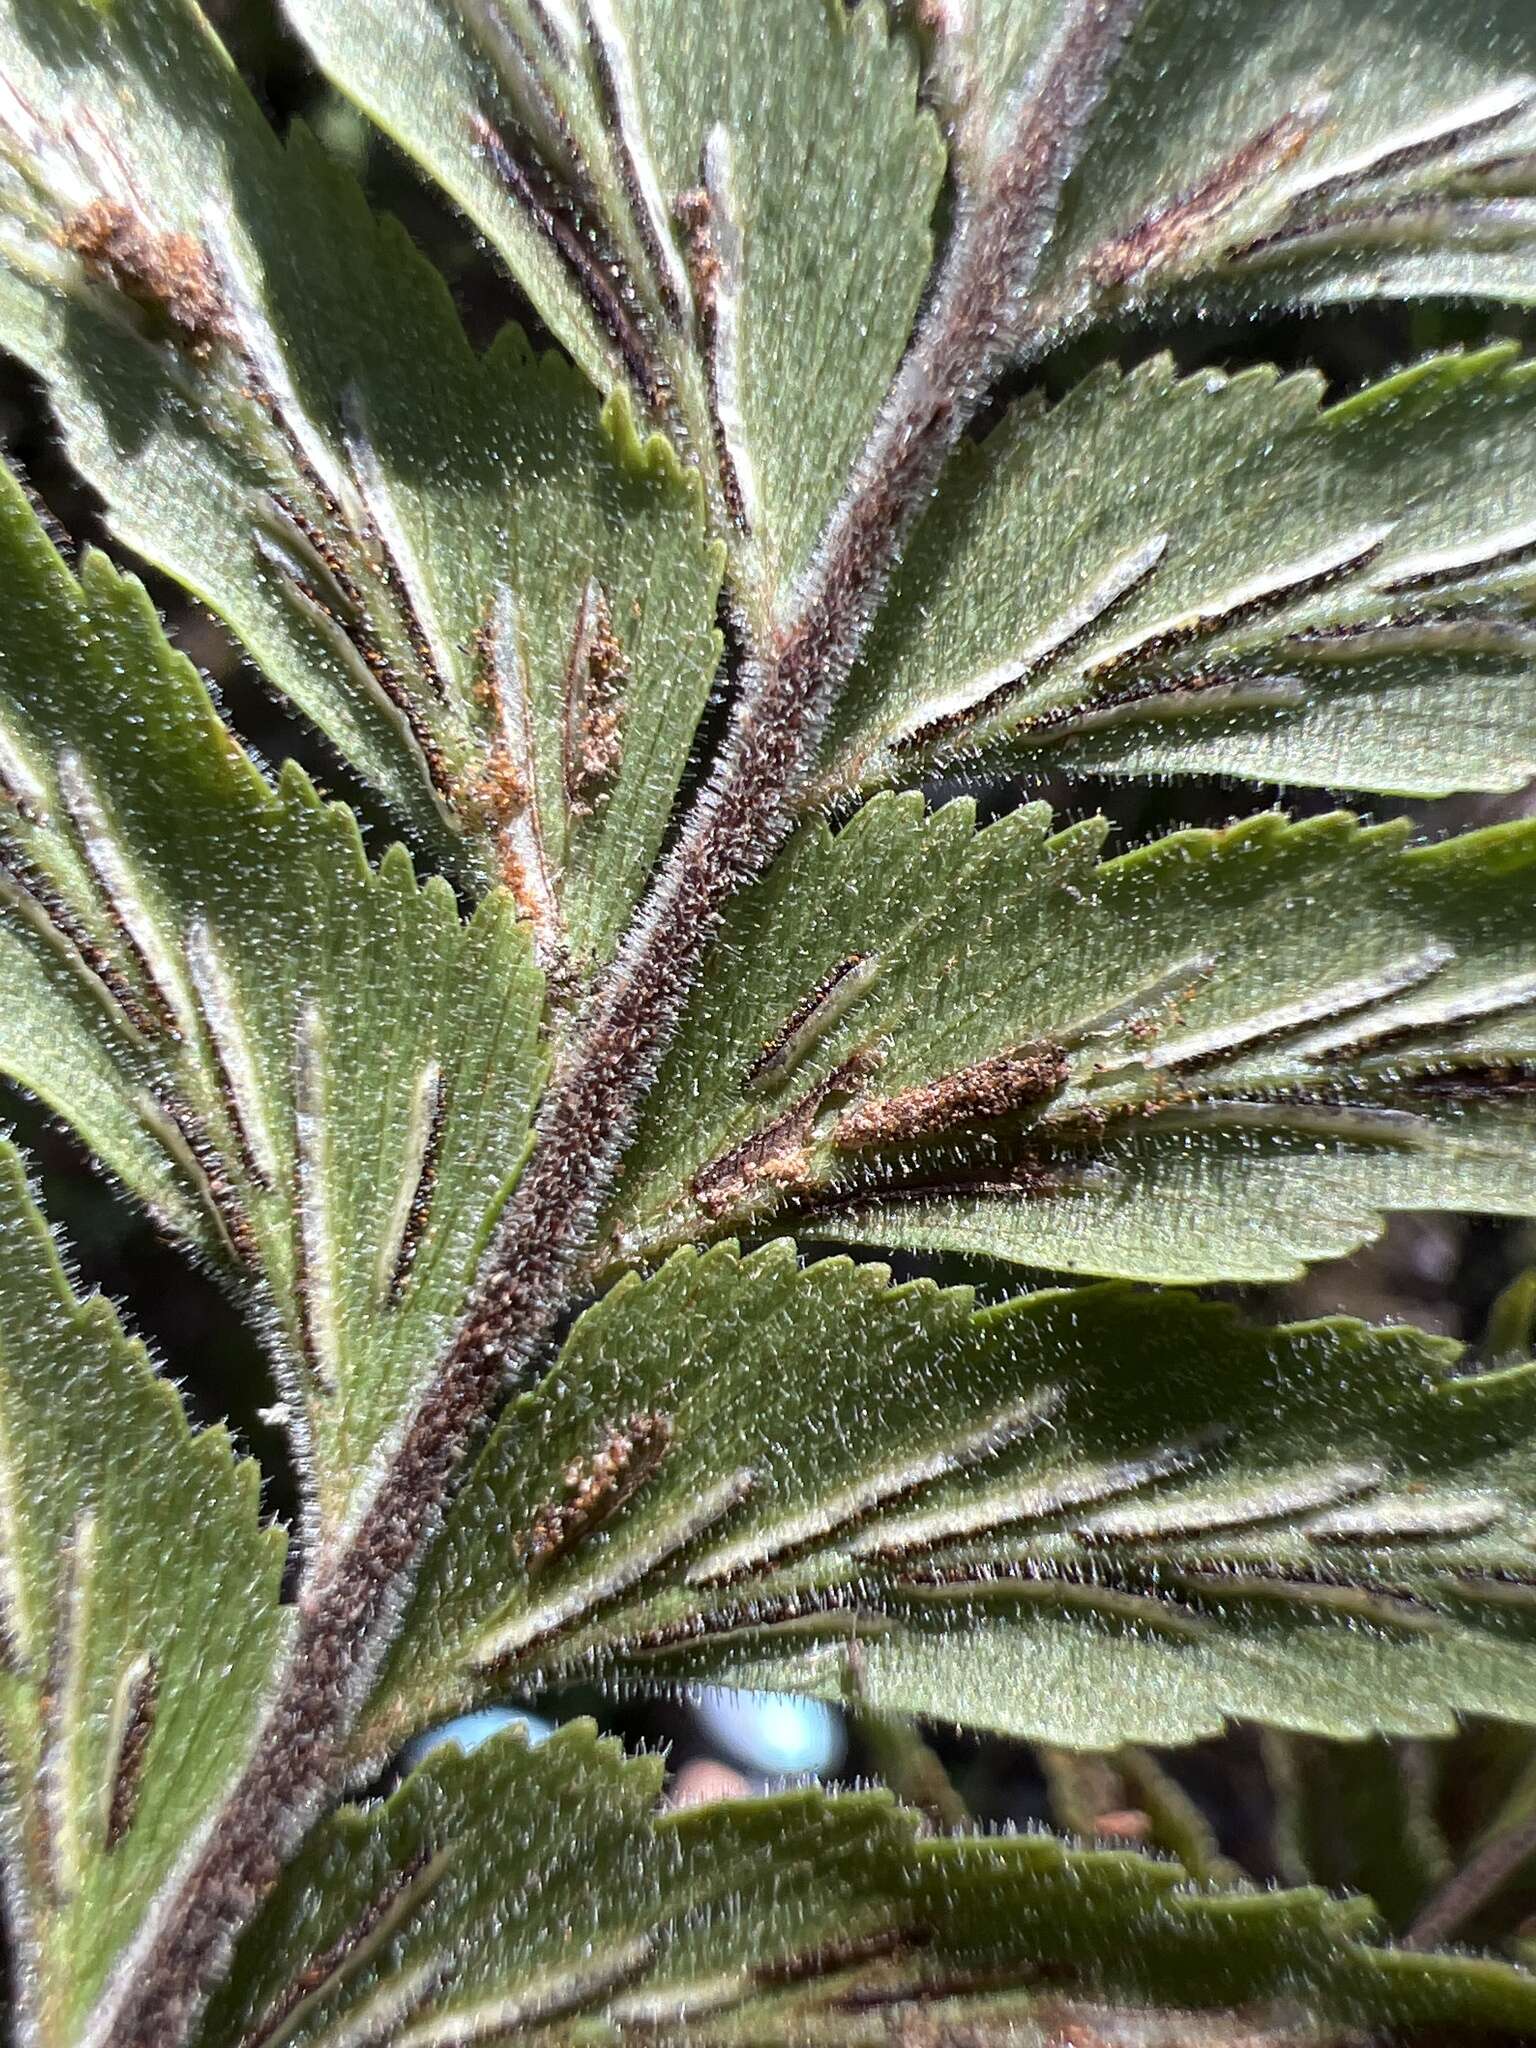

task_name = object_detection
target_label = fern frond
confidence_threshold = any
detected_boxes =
[827,348,1536,801]
[292,0,946,598]
[197,1718,1536,2046]
[352,1244,1536,1755]
[613,795,1536,1283]
[0,1141,286,2042]
[0,462,547,1546]
[0,0,723,934]
[3,5,1536,2041]
[1032,0,1536,328]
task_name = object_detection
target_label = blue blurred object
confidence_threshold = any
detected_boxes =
[403,1705,555,1767]
[693,1688,846,1777]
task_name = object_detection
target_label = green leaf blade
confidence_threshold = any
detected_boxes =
[607,795,1536,1286]
[199,1717,1536,2045]
[0,1,725,938]
[1038,0,1536,328]
[824,350,1536,804]
[356,1247,1536,1758]
[292,0,945,609]
[0,462,549,1548]
[0,1141,286,2043]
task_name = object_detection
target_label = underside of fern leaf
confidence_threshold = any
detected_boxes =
[364,1245,1536,1756]
[2,1,1536,2044]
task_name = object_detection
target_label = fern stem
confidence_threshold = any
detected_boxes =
[852,1705,972,1836]
[94,8,1149,2040]
[1406,1809,1536,1950]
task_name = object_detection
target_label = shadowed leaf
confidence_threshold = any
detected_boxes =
[199,1717,1536,2046]
[1266,1732,1452,1936]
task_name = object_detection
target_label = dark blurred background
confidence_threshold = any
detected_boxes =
[4,0,1536,1924]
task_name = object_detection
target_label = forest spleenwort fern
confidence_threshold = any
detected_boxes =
[3,1,1536,2043]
